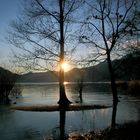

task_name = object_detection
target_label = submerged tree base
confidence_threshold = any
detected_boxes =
[12,104,111,112]
[57,98,72,107]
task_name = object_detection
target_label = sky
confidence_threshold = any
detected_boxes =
[0,0,85,72]
[0,0,139,73]
[0,0,22,68]
[0,0,79,72]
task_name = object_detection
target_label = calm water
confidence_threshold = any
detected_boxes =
[0,83,140,140]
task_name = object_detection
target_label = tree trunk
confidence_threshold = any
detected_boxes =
[58,68,71,105]
[111,101,118,129]
[107,52,119,103]
[4,92,11,104]
[58,0,71,106]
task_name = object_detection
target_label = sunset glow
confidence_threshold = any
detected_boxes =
[61,62,69,72]
[63,81,68,85]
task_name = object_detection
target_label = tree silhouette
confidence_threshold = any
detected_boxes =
[9,0,84,106]
[79,0,140,103]
[0,67,17,104]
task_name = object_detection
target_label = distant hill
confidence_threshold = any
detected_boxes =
[13,51,140,83]
[114,50,140,80]
[15,62,109,83]
[64,61,110,82]
[16,71,58,83]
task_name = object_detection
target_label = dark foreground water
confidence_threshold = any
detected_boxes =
[0,83,140,140]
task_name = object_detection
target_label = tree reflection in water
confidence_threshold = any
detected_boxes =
[48,107,67,140]
[59,109,66,140]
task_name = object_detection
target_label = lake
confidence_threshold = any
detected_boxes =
[0,82,140,140]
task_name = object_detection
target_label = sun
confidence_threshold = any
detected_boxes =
[61,62,68,69]
[61,62,69,72]
[63,81,68,85]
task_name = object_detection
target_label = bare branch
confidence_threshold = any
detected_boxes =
[34,0,59,21]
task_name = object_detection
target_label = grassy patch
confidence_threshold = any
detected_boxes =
[11,104,111,112]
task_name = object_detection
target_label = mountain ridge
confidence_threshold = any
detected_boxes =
[1,51,140,83]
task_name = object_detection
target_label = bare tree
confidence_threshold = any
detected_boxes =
[0,67,17,104]
[79,0,140,103]
[76,69,84,102]
[8,0,83,106]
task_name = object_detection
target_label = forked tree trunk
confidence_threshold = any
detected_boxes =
[107,52,119,103]
[58,0,71,106]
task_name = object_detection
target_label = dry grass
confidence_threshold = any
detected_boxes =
[127,80,140,96]
[117,80,140,96]
[11,104,111,112]
[68,121,140,140]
